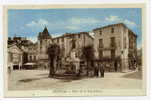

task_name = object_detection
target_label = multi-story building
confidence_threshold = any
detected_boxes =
[8,36,33,46]
[8,37,38,70]
[37,27,94,69]
[53,32,93,58]
[93,23,137,72]
[27,43,38,62]
[7,23,137,72]
[8,44,23,70]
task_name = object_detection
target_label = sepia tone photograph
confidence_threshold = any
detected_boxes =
[4,4,145,97]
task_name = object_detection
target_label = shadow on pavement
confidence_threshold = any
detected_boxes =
[53,74,83,82]
[18,74,82,83]
[122,71,142,80]
[37,73,48,76]
[19,77,48,83]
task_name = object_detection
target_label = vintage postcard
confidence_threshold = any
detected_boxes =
[4,4,146,97]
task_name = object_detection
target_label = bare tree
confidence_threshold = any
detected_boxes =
[47,43,60,78]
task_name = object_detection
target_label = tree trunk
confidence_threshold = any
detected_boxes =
[87,61,89,76]
[48,58,54,78]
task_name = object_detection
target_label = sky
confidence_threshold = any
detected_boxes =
[8,8,142,48]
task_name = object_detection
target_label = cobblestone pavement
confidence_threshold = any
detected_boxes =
[8,70,143,90]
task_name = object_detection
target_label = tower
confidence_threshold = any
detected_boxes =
[37,27,52,68]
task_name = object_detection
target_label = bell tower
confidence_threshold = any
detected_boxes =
[37,27,52,68]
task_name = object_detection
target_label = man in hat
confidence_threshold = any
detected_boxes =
[99,62,105,77]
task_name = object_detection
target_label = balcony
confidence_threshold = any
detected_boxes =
[98,45,116,50]
[110,43,116,49]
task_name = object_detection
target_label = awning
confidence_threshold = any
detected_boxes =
[24,62,36,66]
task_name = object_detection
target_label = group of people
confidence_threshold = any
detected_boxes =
[94,62,105,77]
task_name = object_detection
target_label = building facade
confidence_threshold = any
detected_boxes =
[37,27,53,68]
[53,32,93,59]
[8,44,23,70]
[8,37,38,70]
[37,27,94,69]
[27,43,38,63]
[8,23,137,72]
[93,23,137,72]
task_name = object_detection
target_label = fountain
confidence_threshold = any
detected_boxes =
[65,49,80,75]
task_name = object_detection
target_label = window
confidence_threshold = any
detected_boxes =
[72,40,76,49]
[61,38,64,42]
[111,50,115,58]
[99,50,103,58]
[30,56,32,61]
[99,39,103,48]
[99,30,102,35]
[110,37,116,47]
[124,37,127,48]
[111,27,114,33]
[57,38,59,43]
[34,56,36,61]
[40,40,42,50]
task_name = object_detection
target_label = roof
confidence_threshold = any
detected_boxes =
[128,29,137,37]
[38,27,52,39]
[8,43,24,53]
[93,23,137,37]
[8,36,33,46]
[53,31,94,40]
[93,23,125,31]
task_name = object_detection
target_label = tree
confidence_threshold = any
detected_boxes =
[22,52,28,64]
[81,45,95,76]
[47,43,60,78]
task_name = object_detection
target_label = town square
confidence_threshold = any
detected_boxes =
[6,7,143,94]
[8,69,142,90]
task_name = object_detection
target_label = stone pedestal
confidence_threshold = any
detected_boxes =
[66,50,80,74]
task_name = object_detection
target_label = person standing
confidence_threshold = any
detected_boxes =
[94,61,99,77]
[114,60,118,72]
[99,62,105,77]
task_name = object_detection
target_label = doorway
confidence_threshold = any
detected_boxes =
[13,65,19,70]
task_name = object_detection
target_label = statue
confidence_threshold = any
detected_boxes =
[66,49,80,75]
